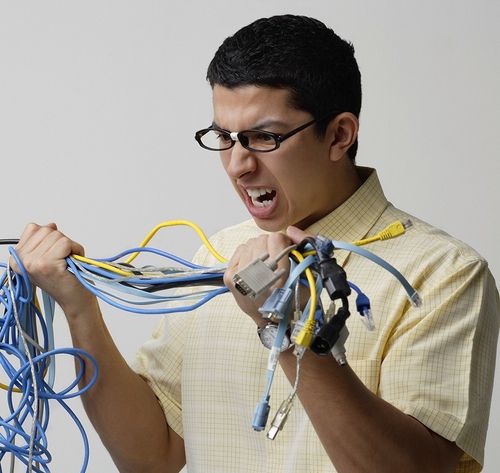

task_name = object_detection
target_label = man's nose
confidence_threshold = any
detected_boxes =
[224,141,257,179]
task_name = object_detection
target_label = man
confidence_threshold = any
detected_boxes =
[11,15,499,473]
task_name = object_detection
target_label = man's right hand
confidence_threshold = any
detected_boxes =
[9,222,96,318]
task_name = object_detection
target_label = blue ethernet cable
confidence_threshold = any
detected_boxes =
[74,261,223,286]
[66,257,228,315]
[0,249,98,473]
[348,281,375,330]
[1,235,229,471]
[74,269,218,307]
[330,240,421,307]
[252,255,316,431]
[91,246,207,269]
[0,225,422,469]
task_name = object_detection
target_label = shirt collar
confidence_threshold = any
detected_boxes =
[305,167,389,265]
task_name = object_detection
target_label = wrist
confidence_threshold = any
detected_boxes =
[61,293,100,324]
[257,322,292,351]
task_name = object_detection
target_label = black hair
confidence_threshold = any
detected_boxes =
[207,15,362,160]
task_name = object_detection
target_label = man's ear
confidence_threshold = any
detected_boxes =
[326,112,359,162]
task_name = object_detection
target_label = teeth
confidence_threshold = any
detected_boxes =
[246,188,272,198]
[246,187,275,207]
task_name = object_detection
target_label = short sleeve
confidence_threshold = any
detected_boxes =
[379,258,500,472]
[133,312,193,438]
[131,244,212,438]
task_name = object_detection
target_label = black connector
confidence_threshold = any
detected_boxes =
[296,235,350,301]
[319,257,351,301]
[310,306,350,355]
[0,239,20,246]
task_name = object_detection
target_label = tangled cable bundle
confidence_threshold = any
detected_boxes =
[0,221,228,472]
[0,219,420,471]
[1,250,98,473]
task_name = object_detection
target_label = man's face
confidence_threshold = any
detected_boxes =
[212,85,343,232]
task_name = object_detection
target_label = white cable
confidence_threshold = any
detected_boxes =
[7,263,39,473]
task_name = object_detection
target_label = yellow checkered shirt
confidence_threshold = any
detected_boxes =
[134,168,499,473]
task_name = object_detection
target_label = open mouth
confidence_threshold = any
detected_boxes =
[246,188,277,207]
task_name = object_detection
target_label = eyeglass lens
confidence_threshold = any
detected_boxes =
[199,129,278,151]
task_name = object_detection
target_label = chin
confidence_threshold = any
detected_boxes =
[252,217,287,233]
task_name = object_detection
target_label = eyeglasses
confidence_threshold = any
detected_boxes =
[195,116,324,153]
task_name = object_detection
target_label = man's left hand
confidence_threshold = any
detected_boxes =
[223,226,309,325]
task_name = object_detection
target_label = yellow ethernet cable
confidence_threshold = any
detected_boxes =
[299,220,413,258]
[70,220,228,277]
[71,255,134,277]
[0,380,16,391]
[125,220,227,264]
[290,249,317,348]
[353,220,412,246]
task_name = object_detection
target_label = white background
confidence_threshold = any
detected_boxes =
[0,1,498,471]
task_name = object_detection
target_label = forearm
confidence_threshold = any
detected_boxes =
[224,229,460,471]
[279,351,460,473]
[65,299,185,473]
[9,224,185,471]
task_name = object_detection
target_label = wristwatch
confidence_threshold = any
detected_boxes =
[257,323,291,352]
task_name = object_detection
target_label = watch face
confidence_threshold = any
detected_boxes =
[259,324,290,351]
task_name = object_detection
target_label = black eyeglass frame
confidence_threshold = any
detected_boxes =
[194,112,341,153]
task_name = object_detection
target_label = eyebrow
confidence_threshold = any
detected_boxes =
[211,119,289,131]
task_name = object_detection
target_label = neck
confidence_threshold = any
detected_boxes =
[294,161,363,231]
[339,161,363,201]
